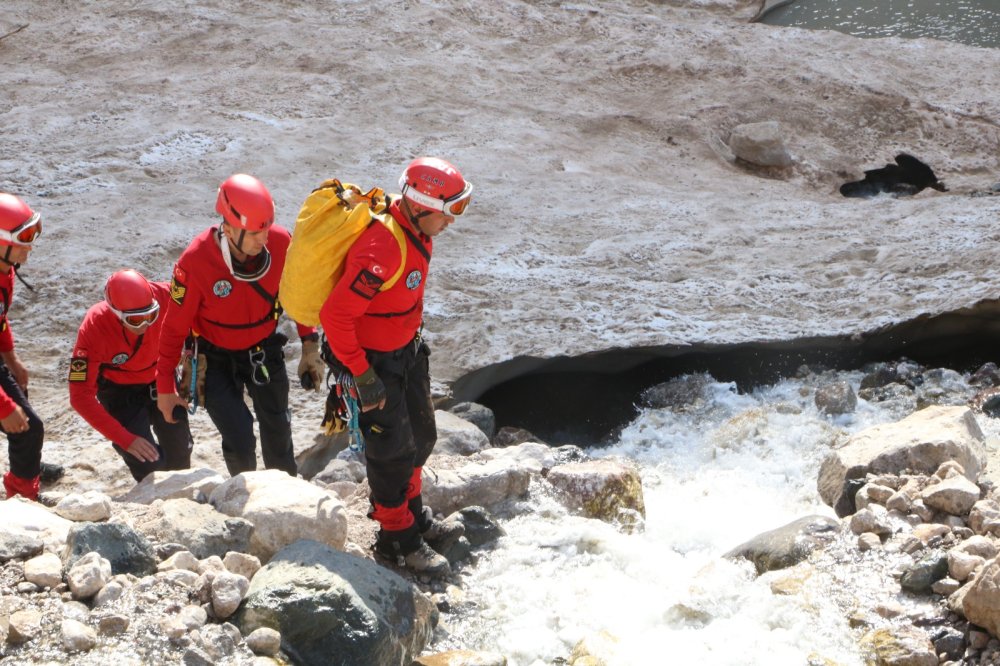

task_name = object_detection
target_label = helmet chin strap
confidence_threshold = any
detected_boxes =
[401,198,432,235]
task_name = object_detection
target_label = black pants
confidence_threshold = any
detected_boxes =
[97,380,193,482]
[0,363,43,479]
[359,338,436,510]
[202,334,296,477]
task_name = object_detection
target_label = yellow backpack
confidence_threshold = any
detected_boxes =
[279,179,407,327]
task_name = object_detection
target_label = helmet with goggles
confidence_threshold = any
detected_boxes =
[0,193,42,247]
[398,157,472,216]
[105,269,160,329]
[216,174,274,232]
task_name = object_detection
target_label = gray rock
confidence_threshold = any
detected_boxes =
[448,402,496,441]
[237,539,437,666]
[725,515,840,575]
[0,531,43,563]
[133,498,253,560]
[728,121,793,167]
[814,381,857,416]
[900,550,949,593]
[450,506,504,547]
[64,522,157,576]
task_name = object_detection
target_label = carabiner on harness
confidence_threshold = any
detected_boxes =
[249,346,270,386]
[186,337,199,415]
[320,369,365,452]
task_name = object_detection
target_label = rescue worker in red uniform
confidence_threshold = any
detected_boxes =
[321,157,472,576]
[0,193,45,500]
[69,269,193,482]
[155,174,323,477]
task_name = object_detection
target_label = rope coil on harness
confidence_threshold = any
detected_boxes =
[187,337,199,415]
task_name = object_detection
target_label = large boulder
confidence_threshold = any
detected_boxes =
[544,459,645,532]
[724,515,840,575]
[237,539,437,666]
[209,470,347,561]
[0,497,73,554]
[63,522,157,576]
[434,410,491,456]
[818,406,987,517]
[961,557,1000,637]
[130,498,253,559]
[119,468,226,504]
[421,458,532,517]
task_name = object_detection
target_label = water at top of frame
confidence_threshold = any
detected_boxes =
[759,0,1000,49]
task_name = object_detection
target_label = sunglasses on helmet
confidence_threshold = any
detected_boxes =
[109,300,160,329]
[0,212,42,246]
[403,183,474,216]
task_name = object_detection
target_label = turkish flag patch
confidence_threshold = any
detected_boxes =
[350,269,385,300]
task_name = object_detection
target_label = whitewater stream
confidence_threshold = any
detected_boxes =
[439,365,1000,665]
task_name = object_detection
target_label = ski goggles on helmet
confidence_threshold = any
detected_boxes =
[109,300,160,328]
[402,182,473,216]
[0,212,42,246]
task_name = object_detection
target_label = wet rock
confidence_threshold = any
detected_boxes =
[640,373,713,411]
[728,121,792,167]
[725,515,840,575]
[818,406,987,517]
[448,506,504,547]
[434,410,492,456]
[210,470,348,561]
[859,626,937,666]
[237,539,437,666]
[246,626,281,656]
[61,618,98,652]
[900,550,949,593]
[64,522,157,576]
[814,381,857,416]
[545,459,646,532]
[932,626,965,662]
[970,386,1000,418]
[413,650,508,666]
[970,363,1000,388]
[447,402,496,441]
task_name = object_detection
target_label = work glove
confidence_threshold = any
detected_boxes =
[179,353,207,408]
[354,366,386,411]
[298,338,326,391]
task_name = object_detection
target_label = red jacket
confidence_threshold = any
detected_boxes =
[68,282,171,447]
[156,225,315,395]
[320,201,431,376]
[0,267,18,418]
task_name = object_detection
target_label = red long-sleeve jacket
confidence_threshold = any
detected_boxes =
[68,282,171,447]
[156,225,315,395]
[320,201,431,376]
[0,267,19,418]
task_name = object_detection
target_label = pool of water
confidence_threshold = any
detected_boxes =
[759,0,1000,49]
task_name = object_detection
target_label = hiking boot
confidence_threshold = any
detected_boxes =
[39,462,64,484]
[374,524,451,578]
[401,540,451,577]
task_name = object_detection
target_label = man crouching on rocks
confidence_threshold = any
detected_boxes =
[320,157,472,577]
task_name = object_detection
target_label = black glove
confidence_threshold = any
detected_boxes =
[354,367,386,410]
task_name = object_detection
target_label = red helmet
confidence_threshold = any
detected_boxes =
[398,157,472,216]
[104,269,160,328]
[0,193,42,247]
[215,174,274,232]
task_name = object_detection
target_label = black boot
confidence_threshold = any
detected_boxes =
[374,522,450,577]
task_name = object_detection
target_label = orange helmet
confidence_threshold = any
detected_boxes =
[398,157,472,216]
[0,193,42,247]
[215,174,274,231]
[104,269,159,328]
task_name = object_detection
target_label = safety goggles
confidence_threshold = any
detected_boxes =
[109,300,160,328]
[0,212,42,246]
[403,182,473,216]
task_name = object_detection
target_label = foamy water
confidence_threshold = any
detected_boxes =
[441,369,990,665]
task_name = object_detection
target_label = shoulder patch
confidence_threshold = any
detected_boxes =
[68,358,88,383]
[350,268,385,300]
[170,275,187,305]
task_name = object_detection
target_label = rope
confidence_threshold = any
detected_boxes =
[187,338,199,415]
[336,372,365,452]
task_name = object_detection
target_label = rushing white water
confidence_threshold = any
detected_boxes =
[440,368,994,665]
